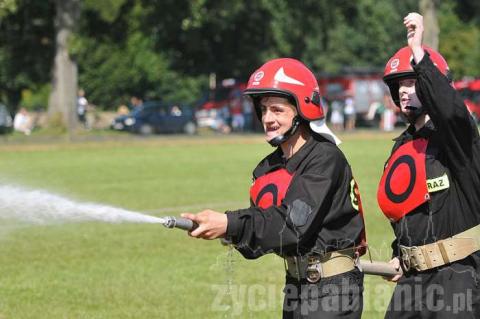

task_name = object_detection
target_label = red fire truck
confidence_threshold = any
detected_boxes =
[317,70,387,126]
[196,71,388,129]
[454,79,480,121]
[195,79,247,131]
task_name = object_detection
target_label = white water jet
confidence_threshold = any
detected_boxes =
[0,185,164,225]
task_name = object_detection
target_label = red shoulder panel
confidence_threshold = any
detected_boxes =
[250,168,294,209]
[377,139,429,222]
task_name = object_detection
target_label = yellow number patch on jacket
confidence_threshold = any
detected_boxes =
[350,179,359,211]
[426,174,450,193]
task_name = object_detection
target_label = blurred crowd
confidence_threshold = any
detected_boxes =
[325,92,399,132]
[8,85,403,137]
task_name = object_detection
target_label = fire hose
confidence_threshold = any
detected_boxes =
[160,216,402,278]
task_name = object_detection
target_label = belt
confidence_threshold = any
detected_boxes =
[399,224,480,272]
[284,248,357,283]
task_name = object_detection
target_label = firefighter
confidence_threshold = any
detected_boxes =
[182,58,366,318]
[378,13,480,318]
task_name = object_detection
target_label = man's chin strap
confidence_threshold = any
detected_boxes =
[268,116,301,147]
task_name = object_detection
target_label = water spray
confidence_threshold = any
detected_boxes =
[0,185,200,229]
[0,185,400,277]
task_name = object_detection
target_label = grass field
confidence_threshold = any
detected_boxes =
[0,132,401,318]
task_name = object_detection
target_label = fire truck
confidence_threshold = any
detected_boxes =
[317,70,387,126]
[196,71,388,129]
[195,79,248,131]
[454,79,480,122]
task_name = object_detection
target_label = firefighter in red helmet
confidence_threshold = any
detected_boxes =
[378,13,480,318]
[182,58,366,318]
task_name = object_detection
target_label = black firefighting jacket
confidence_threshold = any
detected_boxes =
[383,54,480,256]
[226,134,365,259]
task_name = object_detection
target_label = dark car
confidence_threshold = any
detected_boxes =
[0,103,13,134]
[111,101,197,135]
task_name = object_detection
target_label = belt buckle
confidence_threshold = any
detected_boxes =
[306,256,322,283]
[399,245,417,272]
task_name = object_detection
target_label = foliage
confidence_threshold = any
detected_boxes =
[438,1,480,79]
[0,0,479,110]
[19,83,50,110]
[83,0,127,23]
[264,0,416,73]
[73,0,209,108]
[0,0,17,18]
[0,0,54,109]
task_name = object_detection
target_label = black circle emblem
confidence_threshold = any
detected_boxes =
[385,155,416,203]
[255,184,278,207]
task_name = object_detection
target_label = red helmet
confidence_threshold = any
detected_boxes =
[243,58,324,121]
[383,46,450,106]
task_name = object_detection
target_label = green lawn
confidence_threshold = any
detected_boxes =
[0,132,400,318]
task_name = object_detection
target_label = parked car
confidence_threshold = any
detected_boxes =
[111,101,197,135]
[0,103,13,134]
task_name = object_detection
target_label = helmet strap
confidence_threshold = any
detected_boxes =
[268,116,302,147]
[403,106,426,125]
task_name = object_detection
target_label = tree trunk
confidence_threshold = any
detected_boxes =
[48,0,80,133]
[420,0,440,50]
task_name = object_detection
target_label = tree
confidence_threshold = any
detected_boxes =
[72,0,208,108]
[264,0,418,74]
[0,0,17,18]
[438,1,480,78]
[1,0,478,116]
[48,0,80,131]
[0,0,54,110]
[420,0,440,49]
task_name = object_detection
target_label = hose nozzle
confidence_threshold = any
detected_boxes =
[162,216,198,231]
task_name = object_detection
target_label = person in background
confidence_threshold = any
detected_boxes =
[77,89,88,128]
[344,93,356,131]
[230,97,245,132]
[366,100,383,127]
[182,58,366,318]
[117,104,130,115]
[13,107,33,135]
[378,13,480,318]
[381,93,396,132]
[130,96,143,110]
[170,105,182,116]
[330,99,344,131]
[242,96,254,131]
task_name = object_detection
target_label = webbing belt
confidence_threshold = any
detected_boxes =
[399,224,480,272]
[284,248,357,283]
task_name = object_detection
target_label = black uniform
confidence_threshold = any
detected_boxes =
[226,134,365,318]
[380,54,480,318]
